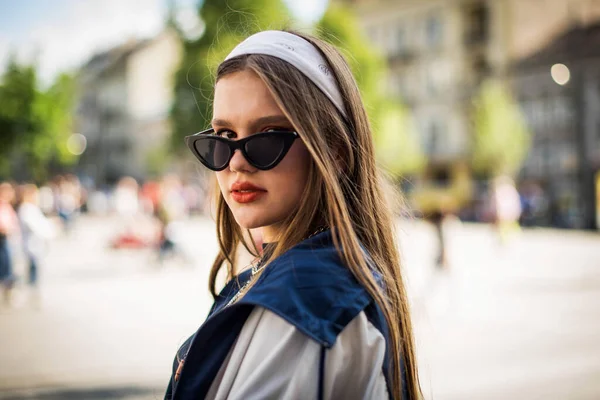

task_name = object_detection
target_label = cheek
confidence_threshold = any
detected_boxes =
[283,142,310,175]
[270,143,311,195]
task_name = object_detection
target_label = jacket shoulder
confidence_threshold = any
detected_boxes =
[239,233,373,347]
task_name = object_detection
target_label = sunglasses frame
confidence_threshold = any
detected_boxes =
[184,128,300,171]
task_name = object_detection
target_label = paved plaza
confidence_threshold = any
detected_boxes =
[0,215,599,399]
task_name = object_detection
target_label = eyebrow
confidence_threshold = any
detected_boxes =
[211,115,291,130]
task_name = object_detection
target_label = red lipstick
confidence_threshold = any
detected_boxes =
[230,182,266,204]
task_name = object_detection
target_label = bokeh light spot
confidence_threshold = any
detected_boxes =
[551,63,570,85]
[67,133,87,155]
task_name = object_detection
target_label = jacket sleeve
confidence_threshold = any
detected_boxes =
[206,307,389,400]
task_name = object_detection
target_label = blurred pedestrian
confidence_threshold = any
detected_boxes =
[430,210,449,269]
[181,180,203,216]
[55,175,81,233]
[165,30,420,400]
[113,176,140,221]
[140,179,161,216]
[38,183,55,216]
[17,184,56,307]
[110,176,145,249]
[0,182,19,306]
[519,180,549,227]
[492,176,522,244]
[155,175,189,264]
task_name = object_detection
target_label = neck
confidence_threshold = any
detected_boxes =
[260,223,283,244]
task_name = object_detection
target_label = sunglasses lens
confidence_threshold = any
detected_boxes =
[245,135,285,168]
[194,138,231,170]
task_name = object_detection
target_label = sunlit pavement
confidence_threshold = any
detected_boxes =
[0,215,599,399]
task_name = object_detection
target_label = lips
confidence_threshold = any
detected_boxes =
[230,181,266,204]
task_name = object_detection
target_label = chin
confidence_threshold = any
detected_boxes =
[232,211,271,230]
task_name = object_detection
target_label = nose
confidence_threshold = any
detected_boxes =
[228,148,256,173]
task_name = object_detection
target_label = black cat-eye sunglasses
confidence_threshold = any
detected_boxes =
[184,128,300,171]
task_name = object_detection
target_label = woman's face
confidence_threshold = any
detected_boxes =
[212,69,311,242]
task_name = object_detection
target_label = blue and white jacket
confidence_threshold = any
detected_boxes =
[165,230,407,399]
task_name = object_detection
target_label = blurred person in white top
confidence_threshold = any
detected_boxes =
[113,176,140,218]
[18,184,56,306]
[492,176,522,244]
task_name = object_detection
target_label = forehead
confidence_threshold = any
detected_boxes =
[213,69,283,123]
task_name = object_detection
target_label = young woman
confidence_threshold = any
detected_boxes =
[165,30,421,400]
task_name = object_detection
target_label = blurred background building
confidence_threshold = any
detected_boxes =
[514,22,600,229]
[76,29,181,186]
[343,0,600,229]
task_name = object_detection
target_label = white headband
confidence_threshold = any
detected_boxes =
[225,30,347,118]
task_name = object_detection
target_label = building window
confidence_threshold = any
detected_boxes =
[426,118,443,155]
[553,96,573,128]
[464,1,489,45]
[426,13,443,48]
[521,101,535,130]
[472,53,489,76]
[426,64,437,96]
[526,149,542,176]
[395,26,406,55]
[531,99,545,129]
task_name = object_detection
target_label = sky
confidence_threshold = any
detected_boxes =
[0,0,328,86]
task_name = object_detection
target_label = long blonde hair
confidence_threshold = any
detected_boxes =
[207,31,421,400]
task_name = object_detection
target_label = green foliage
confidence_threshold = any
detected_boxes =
[0,57,77,181]
[170,0,292,151]
[33,74,79,170]
[0,58,37,176]
[316,4,426,176]
[471,79,531,177]
[374,101,426,176]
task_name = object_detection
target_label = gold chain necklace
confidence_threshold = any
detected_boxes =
[226,226,328,307]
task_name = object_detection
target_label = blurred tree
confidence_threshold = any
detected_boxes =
[471,79,531,177]
[169,0,291,151]
[316,3,426,177]
[374,101,426,176]
[0,58,77,181]
[0,57,37,177]
[32,73,79,176]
